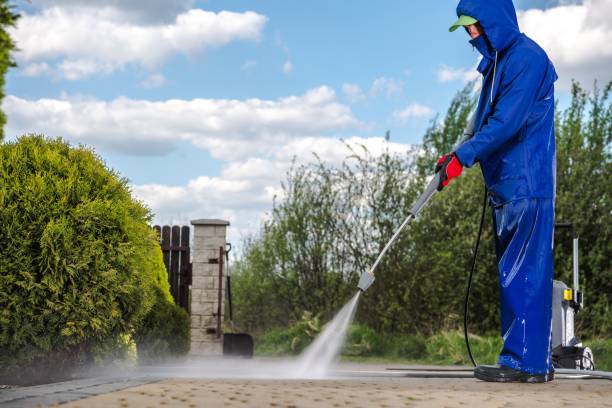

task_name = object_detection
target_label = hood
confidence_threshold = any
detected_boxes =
[457,0,520,52]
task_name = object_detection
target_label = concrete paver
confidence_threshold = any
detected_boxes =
[56,376,612,408]
[0,376,160,408]
[2,362,610,407]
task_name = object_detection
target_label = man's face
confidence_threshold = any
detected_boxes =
[465,23,483,40]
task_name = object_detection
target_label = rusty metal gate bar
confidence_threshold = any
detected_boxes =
[217,246,224,338]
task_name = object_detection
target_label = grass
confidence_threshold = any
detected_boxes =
[256,324,612,371]
[587,338,612,372]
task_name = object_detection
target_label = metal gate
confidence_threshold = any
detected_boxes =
[153,225,192,312]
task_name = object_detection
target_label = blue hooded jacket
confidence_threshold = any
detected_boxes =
[454,0,558,205]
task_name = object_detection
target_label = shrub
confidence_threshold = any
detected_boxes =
[134,286,190,362]
[424,330,501,366]
[255,328,298,356]
[0,135,173,383]
[585,338,612,372]
[344,325,384,356]
[256,312,322,356]
[390,334,427,360]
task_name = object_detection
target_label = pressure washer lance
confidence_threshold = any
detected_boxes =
[358,114,476,293]
[357,169,443,292]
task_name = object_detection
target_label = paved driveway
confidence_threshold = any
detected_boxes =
[1,361,610,407]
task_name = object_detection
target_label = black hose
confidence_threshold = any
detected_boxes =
[464,185,488,367]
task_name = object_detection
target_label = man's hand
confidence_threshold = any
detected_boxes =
[435,153,463,191]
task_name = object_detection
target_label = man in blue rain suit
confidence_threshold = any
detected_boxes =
[435,0,558,382]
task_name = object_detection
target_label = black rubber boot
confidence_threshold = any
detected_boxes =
[474,365,554,383]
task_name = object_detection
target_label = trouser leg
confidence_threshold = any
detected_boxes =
[492,198,554,375]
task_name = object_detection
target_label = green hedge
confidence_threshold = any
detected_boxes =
[135,286,191,362]
[0,135,188,383]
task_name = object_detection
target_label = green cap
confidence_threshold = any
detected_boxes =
[449,15,478,32]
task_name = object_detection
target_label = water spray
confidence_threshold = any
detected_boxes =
[294,291,362,378]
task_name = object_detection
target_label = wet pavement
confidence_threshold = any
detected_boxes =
[1,362,610,407]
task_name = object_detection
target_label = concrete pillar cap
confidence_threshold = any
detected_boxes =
[191,219,230,226]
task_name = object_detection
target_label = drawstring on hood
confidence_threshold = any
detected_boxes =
[490,51,498,106]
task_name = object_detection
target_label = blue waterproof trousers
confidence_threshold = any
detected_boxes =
[491,198,554,375]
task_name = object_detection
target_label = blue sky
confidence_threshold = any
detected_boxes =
[5,0,611,241]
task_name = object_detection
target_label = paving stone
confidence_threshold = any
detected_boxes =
[0,376,162,408]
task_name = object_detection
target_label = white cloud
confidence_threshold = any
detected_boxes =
[437,64,480,83]
[342,83,366,104]
[392,103,434,123]
[370,77,404,98]
[140,73,167,89]
[518,0,612,88]
[11,7,268,79]
[57,59,116,80]
[21,62,50,77]
[32,0,196,23]
[4,86,361,159]
[275,136,412,165]
[131,136,414,243]
[282,60,293,74]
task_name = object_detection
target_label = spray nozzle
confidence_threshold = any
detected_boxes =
[357,271,375,292]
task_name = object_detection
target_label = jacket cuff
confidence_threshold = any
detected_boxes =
[455,141,478,168]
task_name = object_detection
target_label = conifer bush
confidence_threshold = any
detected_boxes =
[134,286,191,362]
[0,135,188,383]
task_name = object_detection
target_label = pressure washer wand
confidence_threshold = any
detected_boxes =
[357,171,442,292]
[357,114,476,293]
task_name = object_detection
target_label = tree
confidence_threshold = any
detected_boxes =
[554,82,612,337]
[0,0,18,141]
[232,82,611,339]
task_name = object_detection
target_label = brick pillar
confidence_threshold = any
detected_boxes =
[190,219,229,356]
